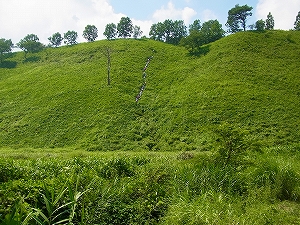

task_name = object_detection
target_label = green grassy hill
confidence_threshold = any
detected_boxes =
[1,31,300,224]
[1,30,300,150]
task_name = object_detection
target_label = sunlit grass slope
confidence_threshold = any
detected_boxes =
[0,30,299,150]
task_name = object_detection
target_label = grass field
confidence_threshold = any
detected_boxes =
[1,31,300,150]
[0,30,300,224]
[1,147,300,224]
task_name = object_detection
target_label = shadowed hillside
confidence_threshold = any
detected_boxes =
[0,30,300,150]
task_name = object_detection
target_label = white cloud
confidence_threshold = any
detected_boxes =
[152,1,197,24]
[256,0,300,30]
[0,0,198,45]
[0,0,125,45]
[132,19,153,37]
[201,9,218,22]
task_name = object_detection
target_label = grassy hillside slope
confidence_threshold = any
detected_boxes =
[0,30,299,150]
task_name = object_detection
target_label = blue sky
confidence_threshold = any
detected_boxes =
[1,0,299,45]
[109,0,257,23]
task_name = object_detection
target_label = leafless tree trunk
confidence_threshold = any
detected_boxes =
[102,46,112,85]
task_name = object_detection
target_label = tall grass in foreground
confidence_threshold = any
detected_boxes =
[163,154,300,224]
[24,177,92,225]
[1,176,92,225]
[1,145,300,224]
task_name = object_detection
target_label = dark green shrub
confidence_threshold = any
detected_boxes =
[85,195,135,225]
[277,168,299,201]
[0,161,25,182]
[214,122,249,166]
[84,166,170,225]
[131,167,170,223]
[251,160,300,201]
[100,158,135,179]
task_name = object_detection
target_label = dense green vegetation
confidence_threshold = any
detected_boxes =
[1,30,300,150]
[0,30,300,224]
[1,147,300,224]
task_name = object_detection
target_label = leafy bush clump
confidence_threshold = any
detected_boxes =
[213,122,249,166]
[250,160,300,202]
[0,161,25,182]
[99,157,135,179]
[81,164,171,224]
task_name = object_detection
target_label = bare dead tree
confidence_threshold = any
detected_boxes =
[101,45,113,85]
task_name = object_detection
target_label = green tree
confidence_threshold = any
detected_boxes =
[255,19,265,31]
[0,38,13,63]
[149,19,187,45]
[117,17,133,38]
[133,25,143,39]
[201,20,225,43]
[181,19,224,54]
[265,12,274,30]
[64,30,78,45]
[149,22,165,41]
[180,30,205,54]
[103,23,117,40]
[226,4,253,33]
[48,32,63,47]
[83,25,98,42]
[17,34,44,57]
[169,20,187,45]
[214,122,249,166]
[189,19,202,33]
[294,11,300,31]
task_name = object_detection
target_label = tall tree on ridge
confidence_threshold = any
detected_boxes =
[64,30,78,45]
[265,12,274,30]
[201,20,225,43]
[294,11,300,30]
[226,4,253,33]
[0,38,13,63]
[83,25,98,42]
[189,19,202,33]
[133,25,143,39]
[17,34,44,57]
[117,17,133,38]
[180,19,224,54]
[104,23,117,40]
[48,32,63,47]
[255,19,265,31]
[149,19,187,45]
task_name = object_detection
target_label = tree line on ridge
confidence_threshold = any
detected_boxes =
[1,4,300,60]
